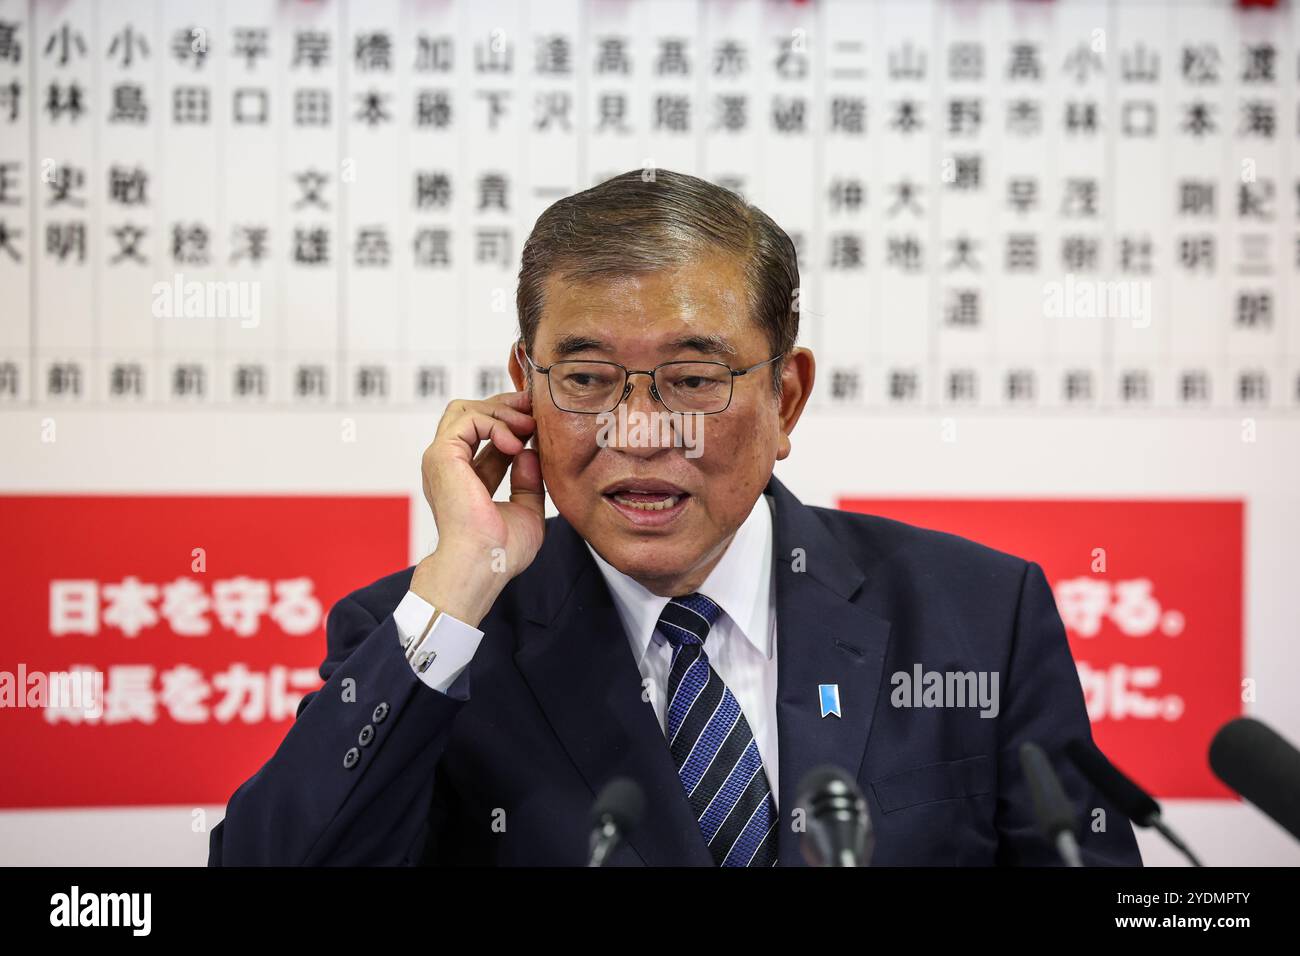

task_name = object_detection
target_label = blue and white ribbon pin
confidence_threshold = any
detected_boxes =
[818,683,842,719]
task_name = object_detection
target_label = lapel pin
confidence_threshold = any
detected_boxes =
[819,683,842,719]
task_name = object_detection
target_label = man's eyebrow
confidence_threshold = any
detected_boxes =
[551,334,612,357]
[547,333,737,358]
[668,334,737,357]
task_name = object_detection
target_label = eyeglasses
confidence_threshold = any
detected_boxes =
[517,344,782,415]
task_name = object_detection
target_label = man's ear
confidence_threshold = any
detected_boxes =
[775,347,815,461]
[508,341,528,391]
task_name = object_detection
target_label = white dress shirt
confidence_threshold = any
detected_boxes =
[586,493,781,808]
[393,494,781,807]
[392,592,483,699]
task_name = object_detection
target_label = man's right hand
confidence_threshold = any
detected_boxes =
[410,390,546,627]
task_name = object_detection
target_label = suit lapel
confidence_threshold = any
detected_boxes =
[513,516,714,866]
[765,476,892,867]
[512,476,891,868]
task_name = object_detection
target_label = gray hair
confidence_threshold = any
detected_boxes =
[516,168,799,390]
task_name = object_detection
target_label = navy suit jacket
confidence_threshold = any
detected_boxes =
[210,475,1141,866]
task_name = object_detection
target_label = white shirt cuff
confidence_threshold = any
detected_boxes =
[393,590,484,698]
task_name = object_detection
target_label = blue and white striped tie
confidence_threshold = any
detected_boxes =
[658,592,779,867]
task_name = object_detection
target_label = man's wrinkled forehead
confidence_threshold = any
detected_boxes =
[532,256,755,353]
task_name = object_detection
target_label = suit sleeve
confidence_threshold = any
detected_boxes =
[993,561,1144,866]
[208,593,470,865]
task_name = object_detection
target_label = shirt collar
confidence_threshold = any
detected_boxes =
[587,492,775,670]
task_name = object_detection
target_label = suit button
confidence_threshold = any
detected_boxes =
[358,723,375,747]
[343,747,360,769]
[372,702,389,724]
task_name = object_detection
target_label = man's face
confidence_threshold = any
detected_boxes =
[509,253,813,597]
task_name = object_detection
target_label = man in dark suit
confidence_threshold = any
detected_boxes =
[210,169,1141,867]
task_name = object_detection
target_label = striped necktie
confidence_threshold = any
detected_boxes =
[657,592,779,867]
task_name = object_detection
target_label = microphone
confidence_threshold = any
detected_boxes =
[1065,738,1202,866]
[795,765,874,867]
[1209,716,1300,843]
[1019,742,1084,867]
[586,777,645,867]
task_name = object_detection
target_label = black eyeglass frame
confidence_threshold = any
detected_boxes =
[516,343,783,415]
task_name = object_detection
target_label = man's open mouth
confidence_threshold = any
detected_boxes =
[601,481,691,520]
[609,491,683,511]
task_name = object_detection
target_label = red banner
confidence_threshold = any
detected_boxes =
[837,498,1243,799]
[0,495,408,809]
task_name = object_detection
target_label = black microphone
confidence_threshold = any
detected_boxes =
[1065,738,1202,866]
[587,777,645,867]
[795,765,873,867]
[1209,716,1300,843]
[1019,742,1083,867]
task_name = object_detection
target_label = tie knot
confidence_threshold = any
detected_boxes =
[657,592,722,647]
